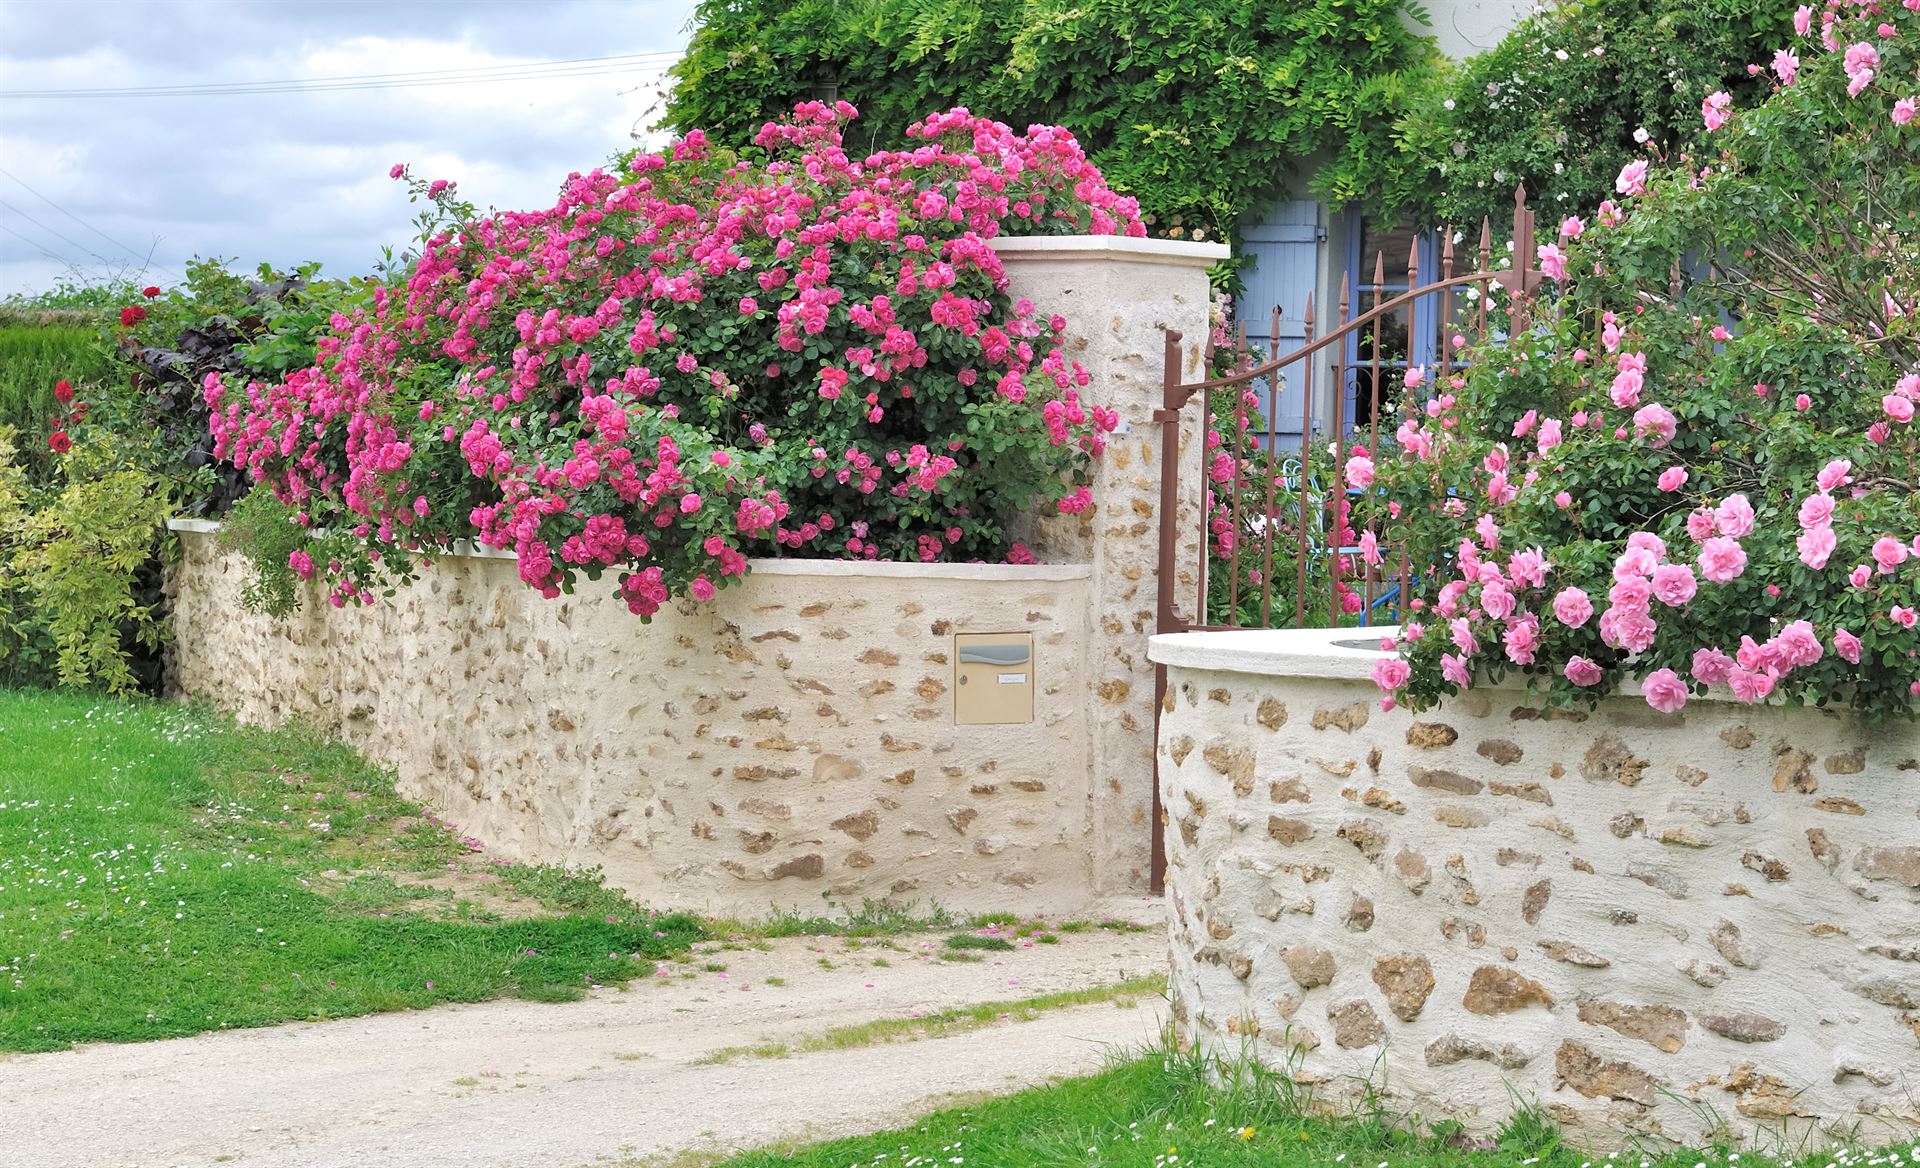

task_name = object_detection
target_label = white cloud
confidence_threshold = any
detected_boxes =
[0,0,697,295]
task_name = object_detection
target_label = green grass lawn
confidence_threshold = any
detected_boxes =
[713,1052,1902,1168]
[0,688,701,1052]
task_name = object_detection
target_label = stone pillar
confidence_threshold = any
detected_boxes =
[992,235,1230,896]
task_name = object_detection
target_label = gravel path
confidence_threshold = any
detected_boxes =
[0,927,1165,1168]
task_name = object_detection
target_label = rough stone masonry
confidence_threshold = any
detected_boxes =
[1157,652,1920,1146]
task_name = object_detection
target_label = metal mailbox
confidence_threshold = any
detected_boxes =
[953,632,1035,725]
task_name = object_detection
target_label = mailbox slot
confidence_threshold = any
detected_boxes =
[953,632,1035,725]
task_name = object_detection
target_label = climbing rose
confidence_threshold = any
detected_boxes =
[1657,466,1687,492]
[1641,668,1688,713]
[1563,656,1603,686]
[1834,628,1863,663]
[1615,159,1649,196]
[1698,537,1748,583]
[1702,91,1733,131]
[1551,587,1593,627]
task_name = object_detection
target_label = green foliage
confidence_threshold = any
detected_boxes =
[0,430,170,694]
[1386,0,1795,229]
[668,0,1438,245]
[218,485,308,619]
[0,690,702,1051]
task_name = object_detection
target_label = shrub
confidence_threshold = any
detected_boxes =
[1365,1,1920,720]
[1385,0,1794,230]
[205,104,1138,617]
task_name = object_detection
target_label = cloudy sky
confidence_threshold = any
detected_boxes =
[0,0,699,296]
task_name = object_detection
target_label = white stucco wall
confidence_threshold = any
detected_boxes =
[1152,627,1920,1147]
[1417,0,1537,59]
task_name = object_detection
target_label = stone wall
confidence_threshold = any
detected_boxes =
[170,529,1097,914]
[1151,627,1920,1147]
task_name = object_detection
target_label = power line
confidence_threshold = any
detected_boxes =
[0,218,79,268]
[0,195,120,269]
[1,52,683,100]
[0,165,179,280]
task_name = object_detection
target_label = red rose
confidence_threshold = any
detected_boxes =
[71,402,90,420]
[119,305,148,327]
[47,430,71,454]
[53,379,73,404]
[142,286,161,299]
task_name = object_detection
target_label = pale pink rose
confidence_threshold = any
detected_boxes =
[1642,668,1689,713]
[1698,536,1748,583]
[1834,627,1863,664]
[1614,546,1658,580]
[1371,656,1411,693]
[1450,617,1479,656]
[1504,616,1541,665]
[1344,455,1374,489]
[1441,653,1472,688]
[1512,409,1539,439]
[1360,529,1382,566]
[1896,98,1918,126]
[1728,667,1776,703]
[1714,494,1755,537]
[1797,524,1837,569]
[1772,620,1824,669]
[1692,647,1735,686]
[1564,656,1604,687]
[1437,579,1470,617]
[1651,563,1698,606]
[1610,576,1654,608]
[1507,547,1549,589]
[1850,564,1872,588]
[1702,91,1732,131]
[1874,535,1909,573]
[1633,403,1677,446]
[1817,459,1852,491]
[1893,604,1919,629]
[1736,634,1775,674]
[1886,393,1915,422]
[1610,367,1644,408]
[1774,48,1799,84]
[1794,5,1812,35]
[1869,420,1892,444]
[1481,579,1517,621]
[1794,393,1811,411]
[1603,606,1659,653]
[1615,159,1650,196]
[1798,493,1835,528]
[1537,244,1568,281]
[1657,466,1688,492]
[1537,417,1563,451]
[1476,513,1501,548]
[1554,490,1573,508]
[1552,587,1593,628]
[1627,531,1668,559]
[1560,216,1585,239]
[1686,508,1717,542]
[1404,366,1426,388]
[1597,199,1623,227]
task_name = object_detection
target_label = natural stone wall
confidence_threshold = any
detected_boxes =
[994,235,1224,892]
[169,530,1098,914]
[1152,630,1920,1147]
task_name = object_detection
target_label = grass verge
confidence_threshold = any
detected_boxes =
[0,689,700,1051]
[697,974,1164,1064]
[710,1048,1909,1168]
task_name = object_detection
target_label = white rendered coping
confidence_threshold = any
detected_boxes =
[168,518,1091,582]
[1150,625,1401,682]
[989,234,1231,266]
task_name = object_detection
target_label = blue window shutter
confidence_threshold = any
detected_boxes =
[1239,200,1320,450]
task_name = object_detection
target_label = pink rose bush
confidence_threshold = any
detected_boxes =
[1366,3,1920,719]
[205,104,1140,616]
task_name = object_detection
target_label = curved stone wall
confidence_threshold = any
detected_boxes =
[1151,628,1920,1147]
